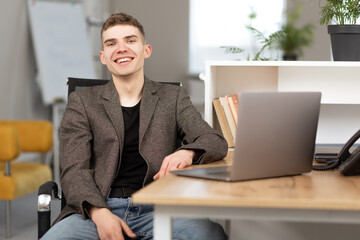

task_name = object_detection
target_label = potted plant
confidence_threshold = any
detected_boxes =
[221,3,314,61]
[246,3,313,61]
[277,4,314,60]
[319,0,360,60]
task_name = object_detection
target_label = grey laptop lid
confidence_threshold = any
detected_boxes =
[171,91,321,182]
[230,91,321,181]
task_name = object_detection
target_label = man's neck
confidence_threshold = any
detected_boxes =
[112,74,144,107]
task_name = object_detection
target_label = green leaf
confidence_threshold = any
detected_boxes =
[220,46,245,54]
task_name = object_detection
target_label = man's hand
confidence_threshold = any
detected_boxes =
[153,149,195,180]
[89,207,136,240]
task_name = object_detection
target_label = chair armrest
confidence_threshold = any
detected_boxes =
[38,181,61,239]
[38,181,60,198]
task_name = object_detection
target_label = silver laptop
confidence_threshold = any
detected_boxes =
[171,91,321,182]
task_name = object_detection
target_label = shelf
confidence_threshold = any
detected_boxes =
[204,61,360,145]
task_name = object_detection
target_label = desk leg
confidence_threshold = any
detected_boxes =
[154,206,172,240]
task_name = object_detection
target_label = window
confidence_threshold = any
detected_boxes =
[189,0,285,73]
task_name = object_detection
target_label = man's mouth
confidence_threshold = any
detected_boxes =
[115,57,133,64]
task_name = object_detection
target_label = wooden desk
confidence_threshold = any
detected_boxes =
[132,151,360,240]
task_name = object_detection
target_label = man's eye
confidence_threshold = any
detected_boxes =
[107,42,115,46]
[128,39,136,43]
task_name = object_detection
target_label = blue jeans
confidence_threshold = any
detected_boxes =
[41,198,228,240]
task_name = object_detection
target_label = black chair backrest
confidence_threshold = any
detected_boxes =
[67,77,182,96]
[67,77,110,96]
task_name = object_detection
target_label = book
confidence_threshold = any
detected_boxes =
[212,99,234,147]
[227,94,239,126]
[219,96,237,143]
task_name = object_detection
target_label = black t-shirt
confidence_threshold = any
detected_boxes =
[111,101,147,190]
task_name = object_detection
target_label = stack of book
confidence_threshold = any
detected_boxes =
[212,94,239,148]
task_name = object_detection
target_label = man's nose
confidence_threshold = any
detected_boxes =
[116,42,128,52]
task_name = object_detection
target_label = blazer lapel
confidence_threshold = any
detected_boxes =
[139,79,159,145]
[102,82,124,148]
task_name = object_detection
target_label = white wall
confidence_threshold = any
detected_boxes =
[0,0,49,120]
[230,220,359,240]
[109,0,190,85]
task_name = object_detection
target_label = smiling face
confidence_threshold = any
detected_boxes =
[99,24,152,81]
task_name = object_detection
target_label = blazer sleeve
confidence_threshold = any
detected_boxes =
[175,87,228,164]
[60,92,108,219]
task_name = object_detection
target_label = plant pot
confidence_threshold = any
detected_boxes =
[328,25,360,61]
[282,54,298,61]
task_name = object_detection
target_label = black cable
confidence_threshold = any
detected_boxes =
[312,158,341,171]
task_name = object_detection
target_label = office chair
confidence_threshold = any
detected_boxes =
[0,120,53,238]
[37,77,182,239]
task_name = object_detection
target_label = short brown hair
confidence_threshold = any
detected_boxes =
[101,13,145,40]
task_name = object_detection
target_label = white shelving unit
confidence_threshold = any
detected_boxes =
[204,61,360,145]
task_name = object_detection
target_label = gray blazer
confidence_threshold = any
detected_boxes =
[56,78,227,223]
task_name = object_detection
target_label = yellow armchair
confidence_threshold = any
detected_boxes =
[0,121,53,238]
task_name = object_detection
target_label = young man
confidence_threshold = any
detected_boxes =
[42,13,228,240]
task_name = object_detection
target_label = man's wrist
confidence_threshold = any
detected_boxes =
[89,206,109,220]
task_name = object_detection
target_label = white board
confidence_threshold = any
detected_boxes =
[27,0,95,104]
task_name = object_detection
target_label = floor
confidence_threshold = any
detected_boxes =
[0,192,61,240]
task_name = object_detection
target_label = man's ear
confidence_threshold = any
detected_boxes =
[144,44,152,59]
[99,51,106,65]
